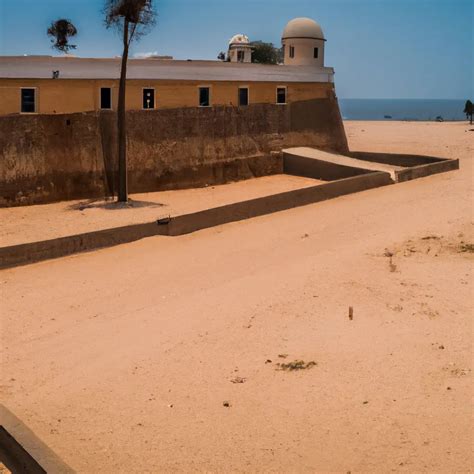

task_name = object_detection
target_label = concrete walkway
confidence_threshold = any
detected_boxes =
[283,146,403,180]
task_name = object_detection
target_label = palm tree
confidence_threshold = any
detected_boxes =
[104,0,156,202]
[47,19,78,53]
[463,100,473,125]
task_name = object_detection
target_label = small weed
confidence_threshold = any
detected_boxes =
[384,249,397,272]
[277,360,317,371]
[421,235,441,240]
[230,376,246,384]
[459,243,474,253]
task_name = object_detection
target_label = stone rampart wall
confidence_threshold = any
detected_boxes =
[0,97,348,206]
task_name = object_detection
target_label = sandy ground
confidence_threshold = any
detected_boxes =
[0,121,473,473]
[0,175,320,247]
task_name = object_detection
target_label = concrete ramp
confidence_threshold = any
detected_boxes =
[283,147,459,183]
[284,147,400,181]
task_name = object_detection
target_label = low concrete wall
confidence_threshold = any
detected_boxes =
[349,151,459,182]
[285,149,459,183]
[283,151,372,181]
[0,221,163,270]
[349,151,444,167]
[395,159,459,182]
[0,171,391,269]
[166,171,392,236]
[0,406,74,474]
[0,97,349,206]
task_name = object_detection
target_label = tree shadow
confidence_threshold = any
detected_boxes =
[68,198,166,211]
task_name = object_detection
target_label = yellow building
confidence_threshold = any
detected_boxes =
[0,18,336,115]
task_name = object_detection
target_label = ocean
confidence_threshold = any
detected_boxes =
[339,99,468,121]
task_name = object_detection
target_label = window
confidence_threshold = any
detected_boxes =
[314,47,319,59]
[143,88,155,109]
[289,46,295,58]
[21,88,36,113]
[237,50,245,62]
[276,87,287,105]
[238,87,249,106]
[199,87,210,107]
[100,87,112,110]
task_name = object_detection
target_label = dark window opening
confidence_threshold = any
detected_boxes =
[289,46,295,58]
[199,87,210,107]
[143,88,155,109]
[21,88,35,113]
[100,87,112,110]
[237,50,245,62]
[276,87,287,104]
[314,47,319,59]
[238,88,249,106]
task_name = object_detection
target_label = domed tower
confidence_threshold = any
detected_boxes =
[282,17,326,67]
[228,34,252,63]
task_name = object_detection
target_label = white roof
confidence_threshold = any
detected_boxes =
[229,34,250,46]
[0,56,334,83]
[282,17,325,40]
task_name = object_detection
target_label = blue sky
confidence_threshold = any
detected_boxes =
[0,0,472,99]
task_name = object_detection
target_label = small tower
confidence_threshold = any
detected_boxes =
[282,17,326,67]
[228,34,252,63]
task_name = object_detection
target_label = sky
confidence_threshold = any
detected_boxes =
[0,0,472,99]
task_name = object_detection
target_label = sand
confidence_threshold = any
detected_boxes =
[0,174,321,247]
[0,121,473,472]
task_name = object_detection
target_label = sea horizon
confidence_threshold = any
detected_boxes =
[339,98,469,122]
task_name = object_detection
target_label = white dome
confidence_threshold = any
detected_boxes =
[282,17,325,40]
[229,34,250,46]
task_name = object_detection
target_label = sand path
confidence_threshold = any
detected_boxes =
[1,121,473,472]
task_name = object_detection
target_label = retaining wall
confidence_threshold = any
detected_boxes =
[349,151,460,182]
[349,151,444,167]
[395,159,459,182]
[283,152,372,181]
[0,97,348,206]
[0,171,391,269]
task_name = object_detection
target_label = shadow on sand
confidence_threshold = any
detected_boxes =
[68,198,166,211]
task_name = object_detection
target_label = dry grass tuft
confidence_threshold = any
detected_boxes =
[459,243,474,253]
[277,360,317,371]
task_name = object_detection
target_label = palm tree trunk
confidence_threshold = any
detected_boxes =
[117,20,129,202]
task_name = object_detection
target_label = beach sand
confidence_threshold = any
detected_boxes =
[1,121,472,472]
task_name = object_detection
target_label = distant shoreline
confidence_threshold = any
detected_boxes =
[339,98,468,122]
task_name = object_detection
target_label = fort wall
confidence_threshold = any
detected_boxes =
[0,97,349,206]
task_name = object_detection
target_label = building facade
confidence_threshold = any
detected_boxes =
[0,18,350,206]
[0,18,334,116]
